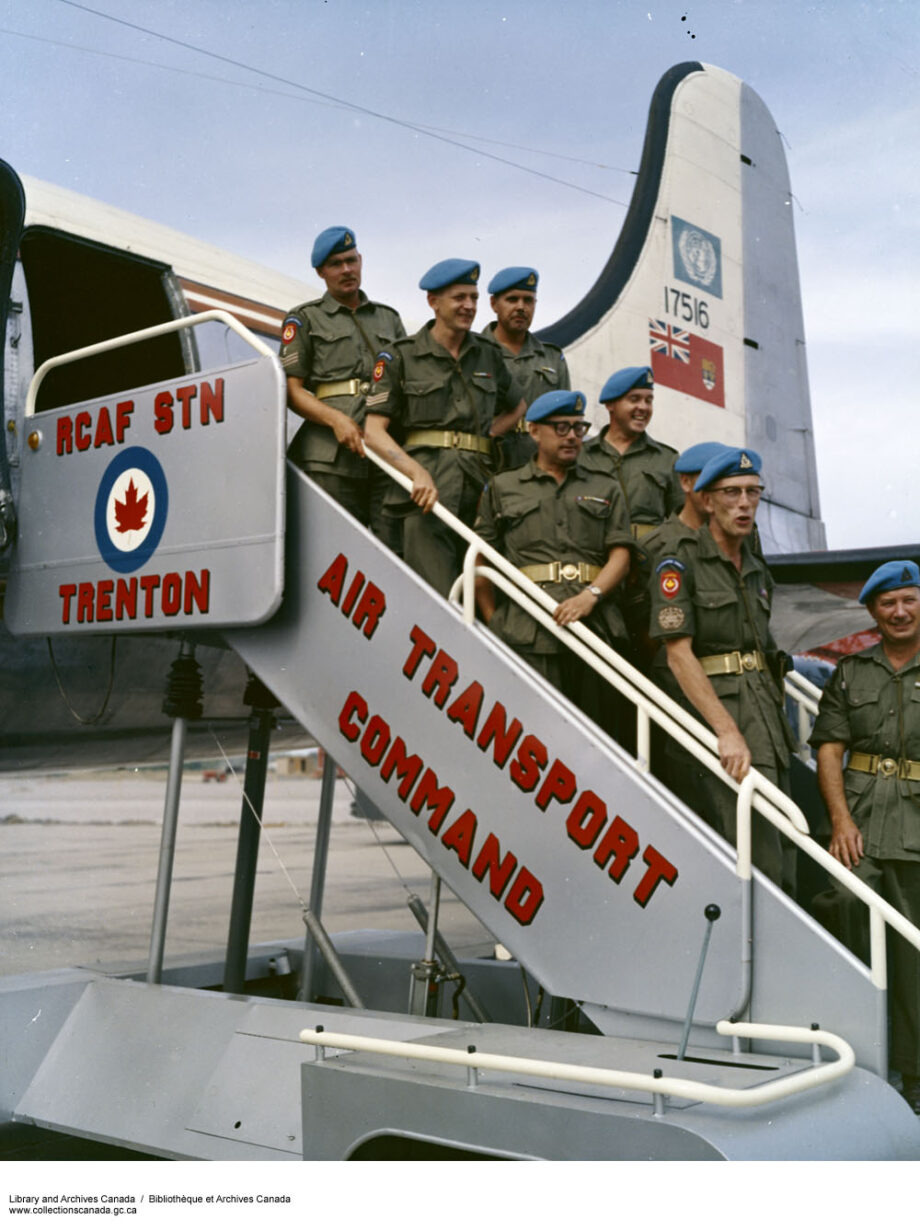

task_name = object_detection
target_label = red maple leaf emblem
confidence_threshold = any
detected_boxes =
[114,478,148,534]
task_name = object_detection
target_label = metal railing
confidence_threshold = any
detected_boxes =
[300,1020,855,1112]
[363,445,920,1024]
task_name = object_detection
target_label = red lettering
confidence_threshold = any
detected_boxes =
[339,690,368,741]
[402,625,437,679]
[341,570,364,617]
[504,868,544,926]
[633,846,678,908]
[440,809,477,864]
[471,833,518,900]
[565,791,607,849]
[476,702,523,768]
[161,572,182,616]
[95,579,113,622]
[446,682,484,739]
[140,574,160,617]
[409,768,454,835]
[56,416,72,456]
[154,391,173,435]
[200,379,224,425]
[351,582,386,640]
[76,582,94,623]
[115,400,134,442]
[74,411,92,452]
[93,406,114,448]
[509,734,548,793]
[317,553,347,605]
[535,758,577,812]
[176,384,197,429]
[379,737,423,800]
[115,577,137,621]
[360,714,391,766]
[184,570,210,614]
[59,583,76,623]
[594,815,640,883]
[421,650,459,708]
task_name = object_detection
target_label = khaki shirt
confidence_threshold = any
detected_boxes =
[280,290,405,476]
[648,525,793,768]
[365,323,522,514]
[479,323,570,405]
[580,428,682,532]
[638,512,700,683]
[811,646,920,862]
[475,460,631,653]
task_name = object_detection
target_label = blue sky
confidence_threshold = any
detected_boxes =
[1,0,918,549]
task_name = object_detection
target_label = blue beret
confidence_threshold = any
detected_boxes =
[674,441,726,474]
[859,560,920,605]
[488,266,539,295]
[419,259,480,291]
[694,446,762,491]
[599,366,654,403]
[311,226,357,269]
[525,390,586,422]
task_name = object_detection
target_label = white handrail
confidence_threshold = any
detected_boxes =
[299,1020,854,1110]
[25,310,275,417]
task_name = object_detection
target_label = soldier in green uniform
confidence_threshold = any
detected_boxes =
[811,560,920,1114]
[580,366,682,661]
[280,226,405,543]
[474,389,632,730]
[364,258,525,597]
[481,267,569,471]
[647,446,796,887]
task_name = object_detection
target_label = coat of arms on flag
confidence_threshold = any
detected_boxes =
[648,319,724,407]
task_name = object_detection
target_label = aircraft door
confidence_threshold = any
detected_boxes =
[0,159,26,552]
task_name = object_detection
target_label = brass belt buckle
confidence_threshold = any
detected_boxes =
[878,757,898,778]
[450,431,461,448]
[359,381,370,395]
[560,563,579,581]
[741,652,757,672]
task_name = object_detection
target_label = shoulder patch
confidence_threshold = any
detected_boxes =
[656,558,684,599]
[658,606,685,631]
[655,557,685,573]
[281,316,301,345]
[373,351,393,383]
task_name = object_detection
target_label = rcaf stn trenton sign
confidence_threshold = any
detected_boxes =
[5,355,286,635]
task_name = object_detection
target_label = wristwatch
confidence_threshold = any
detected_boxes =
[585,585,603,599]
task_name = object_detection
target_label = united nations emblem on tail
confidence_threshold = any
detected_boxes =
[672,216,722,299]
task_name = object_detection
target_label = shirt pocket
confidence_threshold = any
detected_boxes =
[498,492,542,528]
[404,378,450,422]
[844,690,879,743]
[694,588,740,649]
[534,365,560,388]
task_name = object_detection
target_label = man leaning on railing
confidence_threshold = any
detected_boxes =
[811,560,920,1116]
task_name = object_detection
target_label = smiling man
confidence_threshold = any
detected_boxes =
[811,559,920,1114]
[481,267,569,470]
[647,446,796,887]
[364,259,525,596]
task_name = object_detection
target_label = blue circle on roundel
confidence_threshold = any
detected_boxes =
[94,446,169,574]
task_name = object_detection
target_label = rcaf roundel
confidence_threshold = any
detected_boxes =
[94,446,169,573]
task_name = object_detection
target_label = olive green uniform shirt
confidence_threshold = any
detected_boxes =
[647,524,794,769]
[365,323,522,516]
[811,646,920,862]
[481,323,570,470]
[475,460,631,653]
[280,290,405,477]
[638,512,700,683]
[580,428,682,533]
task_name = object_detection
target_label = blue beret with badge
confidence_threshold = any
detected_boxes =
[694,446,763,491]
[488,266,539,295]
[858,560,920,605]
[525,389,586,422]
[674,441,726,474]
[599,366,654,403]
[311,226,357,269]
[419,259,480,291]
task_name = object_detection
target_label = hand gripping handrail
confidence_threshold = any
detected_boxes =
[299,1020,854,1111]
[25,310,275,418]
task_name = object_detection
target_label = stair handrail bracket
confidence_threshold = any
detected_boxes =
[24,309,276,418]
[299,1021,855,1111]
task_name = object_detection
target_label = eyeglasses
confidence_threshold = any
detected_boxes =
[708,484,765,503]
[544,420,590,437]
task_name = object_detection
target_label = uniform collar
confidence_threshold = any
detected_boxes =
[698,524,761,575]
[482,321,538,356]
[418,320,479,360]
[593,426,656,457]
[320,289,369,315]
[520,458,587,486]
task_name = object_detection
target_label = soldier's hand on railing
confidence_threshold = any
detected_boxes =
[718,728,752,783]
[410,468,438,513]
[553,589,598,627]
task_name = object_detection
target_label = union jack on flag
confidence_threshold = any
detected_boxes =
[649,320,690,363]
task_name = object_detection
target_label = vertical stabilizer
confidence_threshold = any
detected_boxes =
[540,63,824,552]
